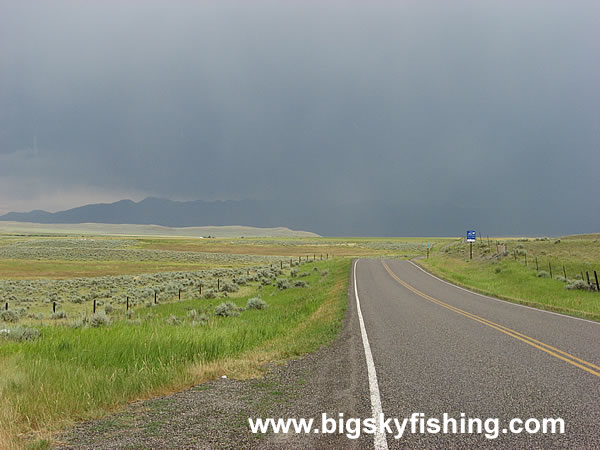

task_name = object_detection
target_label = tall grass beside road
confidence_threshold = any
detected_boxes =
[417,235,600,321]
[0,259,350,449]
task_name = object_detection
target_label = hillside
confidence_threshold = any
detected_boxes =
[0,221,319,238]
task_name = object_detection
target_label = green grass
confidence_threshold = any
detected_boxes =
[418,235,600,320]
[0,259,349,448]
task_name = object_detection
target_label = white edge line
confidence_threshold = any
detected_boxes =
[408,260,600,326]
[354,259,388,450]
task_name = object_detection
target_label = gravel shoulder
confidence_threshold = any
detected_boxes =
[56,266,373,449]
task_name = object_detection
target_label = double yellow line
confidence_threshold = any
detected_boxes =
[381,260,600,378]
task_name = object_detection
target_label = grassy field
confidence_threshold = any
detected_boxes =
[417,235,600,320]
[137,236,453,258]
[0,258,349,449]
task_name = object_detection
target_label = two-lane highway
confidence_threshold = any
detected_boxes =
[353,258,600,448]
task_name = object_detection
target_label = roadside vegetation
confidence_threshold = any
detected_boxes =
[417,234,600,321]
[0,257,349,448]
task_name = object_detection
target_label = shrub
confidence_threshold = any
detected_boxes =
[68,319,86,329]
[220,282,239,293]
[290,269,298,277]
[555,276,567,283]
[166,314,181,326]
[298,272,311,278]
[0,310,20,323]
[536,271,550,278]
[50,311,67,320]
[215,302,241,317]
[0,326,40,342]
[104,304,113,314]
[321,270,329,277]
[276,279,291,290]
[246,296,267,310]
[90,311,110,327]
[565,280,590,291]
[233,277,247,286]
[192,313,209,326]
[294,280,309,288]
[494,267,502,274]
[203,289,217,299]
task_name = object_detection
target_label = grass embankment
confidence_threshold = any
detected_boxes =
[0,259,350,449]
[417,235,600,321]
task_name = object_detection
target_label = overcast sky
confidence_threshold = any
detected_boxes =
[1,1,598,234]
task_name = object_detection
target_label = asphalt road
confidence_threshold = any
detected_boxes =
[354,258,600,448]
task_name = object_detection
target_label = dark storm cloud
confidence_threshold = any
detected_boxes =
[1,0,599,234]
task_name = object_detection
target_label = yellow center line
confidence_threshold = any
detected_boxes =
[381,261,600,378]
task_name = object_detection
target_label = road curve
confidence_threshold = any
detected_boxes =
[354,258,600,448]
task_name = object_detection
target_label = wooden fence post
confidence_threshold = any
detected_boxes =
[548,262,552,279]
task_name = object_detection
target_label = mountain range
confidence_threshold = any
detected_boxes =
[0,198,265,228]
[1,197,597,237]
